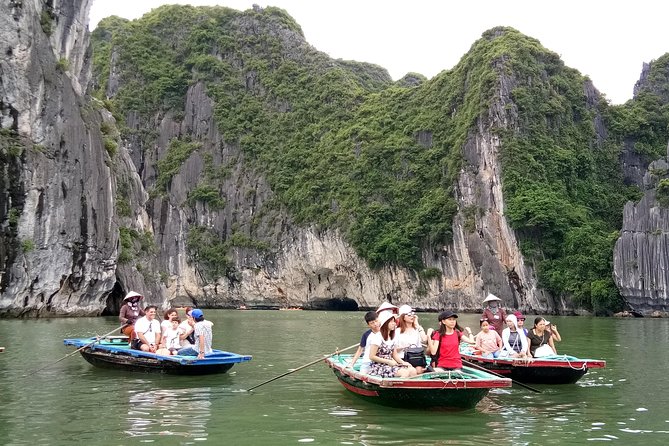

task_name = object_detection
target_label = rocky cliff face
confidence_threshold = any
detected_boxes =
[614,55,669,315]
[0,0,138,316]
[125,30,556,315]
[1,4,618,317]
[614,154,669,315]
[136,80,548,314]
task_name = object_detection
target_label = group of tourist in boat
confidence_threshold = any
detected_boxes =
[118,291,213,359]
[346,294,562,379]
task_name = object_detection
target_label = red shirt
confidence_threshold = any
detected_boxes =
[431,330,462,369]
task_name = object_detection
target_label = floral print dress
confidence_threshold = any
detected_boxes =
[368,340,399,378]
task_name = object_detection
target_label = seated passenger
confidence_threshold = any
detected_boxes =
[500,314,529,358]
[426,310,474,372]
[157,318,183,356]
[545,319,562,342]
[395,305,428,374]
[178,307,196,349]
[160,308,179,337]
[474,318,503,358]
[368,312,417,378]
[177,309,213,359]
[527,317,557,357]
[132,305,161,353]
[513,311,529,336]
[347,311,380,373]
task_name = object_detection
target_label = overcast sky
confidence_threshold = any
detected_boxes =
[89,0,669,105]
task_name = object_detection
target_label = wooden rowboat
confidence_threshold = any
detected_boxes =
[64,336,252,375]
[325,354,512,409]
[460,351,606,384]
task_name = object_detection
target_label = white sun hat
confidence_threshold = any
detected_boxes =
[398,304,414,316]
[378,311,397,327]
[376,301,399,314]
[123,291,143,301]
[482,293,502,303]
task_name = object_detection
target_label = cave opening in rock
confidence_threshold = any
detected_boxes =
[305,297,359,311]
[101,281,125,316]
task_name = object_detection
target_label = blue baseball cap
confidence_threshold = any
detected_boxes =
[191,309,204,319]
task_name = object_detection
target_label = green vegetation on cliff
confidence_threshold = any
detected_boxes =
[91,6,669,312]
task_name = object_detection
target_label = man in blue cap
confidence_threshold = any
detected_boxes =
[177,309,213,359]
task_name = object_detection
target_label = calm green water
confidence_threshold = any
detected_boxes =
[0,311,668,445]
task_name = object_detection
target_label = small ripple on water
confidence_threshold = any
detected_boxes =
[328,410,358,416]
[619,428,653,433]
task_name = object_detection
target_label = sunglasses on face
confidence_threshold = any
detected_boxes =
[518,318,525,321]
[405,313,416,317]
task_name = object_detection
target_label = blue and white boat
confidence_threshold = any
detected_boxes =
[64,336,252,375]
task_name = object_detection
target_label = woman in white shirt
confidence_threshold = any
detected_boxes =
[500,314,529,358]
[367,312,417,378]
[394,305,428,373]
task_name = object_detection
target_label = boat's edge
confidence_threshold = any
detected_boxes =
[325,355,512,389]
[63,337,252,365]
[460,352,606,369]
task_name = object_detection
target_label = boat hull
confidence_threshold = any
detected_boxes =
[78,348,235,375]
[333,369,490,409]
[64,338,251,376]
[461,353,606,384]
[326,355,511,410]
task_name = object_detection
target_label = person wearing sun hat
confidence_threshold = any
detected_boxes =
[118,291,145,337]
[395,304,428,373]
[367,311,417,378]
[375,301,399,316]
[513,310,529,336]
[481,293,507,337]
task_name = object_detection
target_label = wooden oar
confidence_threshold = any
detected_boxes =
[462,358,542,393]
[247,343,358,392]
[22,325,125,377]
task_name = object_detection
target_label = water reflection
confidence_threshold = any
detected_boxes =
[126,386,212,440]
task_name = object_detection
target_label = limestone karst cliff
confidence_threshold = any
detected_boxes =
[2,3,668,317]
[613,54,669,315]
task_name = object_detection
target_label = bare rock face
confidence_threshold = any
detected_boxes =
[0,0,118,316]
[1,6,590,317]
[614,156,669,314]
[138,71,555,314]
[444,69,555,314]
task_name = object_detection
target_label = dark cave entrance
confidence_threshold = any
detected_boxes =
[305,297,359,311]
[101,281,125,316]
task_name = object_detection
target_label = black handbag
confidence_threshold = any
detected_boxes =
[404,347,427,367]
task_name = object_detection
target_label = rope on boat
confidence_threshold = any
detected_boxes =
[552,354,587,370]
